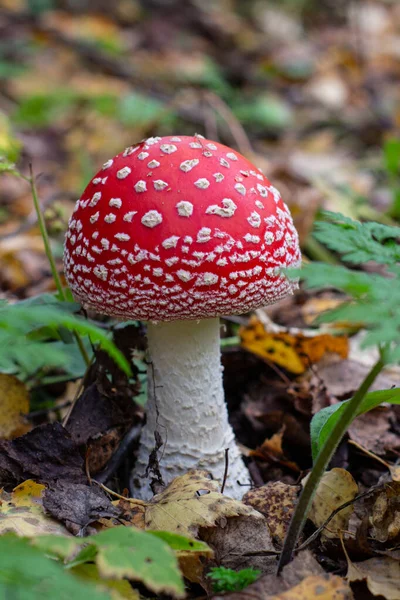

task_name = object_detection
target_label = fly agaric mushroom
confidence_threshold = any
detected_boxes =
[64,135,301,499]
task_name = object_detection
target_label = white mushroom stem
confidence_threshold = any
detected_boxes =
[132,317,250,500]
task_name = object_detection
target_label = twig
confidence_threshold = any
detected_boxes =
[85,447,92,485]
[220,448,229,494]
[205,91,253,155]
[96,424,142,485]
[92,480,147,506]
[297,485,382,552]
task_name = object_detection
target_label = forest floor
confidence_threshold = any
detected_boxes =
[1,1,400,599]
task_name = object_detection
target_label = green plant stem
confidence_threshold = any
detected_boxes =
[304,235,340,265]
[28,165,90,367]
[28,165,65,300]
[277,357,385,573]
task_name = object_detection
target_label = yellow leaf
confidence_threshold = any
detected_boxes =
[0,374,30,439]
[270,574,352,599]
[0,480,71,537]
[305,468,358,540]
[240,316,348,374]
[143,470,263,537]
[301,297,347,326]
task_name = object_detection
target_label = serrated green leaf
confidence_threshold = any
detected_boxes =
[311,388,400,460]
[312,212,400,264]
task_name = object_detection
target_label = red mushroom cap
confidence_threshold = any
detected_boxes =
[64,135,301,321]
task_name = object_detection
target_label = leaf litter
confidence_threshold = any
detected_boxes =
[2,0,400,598]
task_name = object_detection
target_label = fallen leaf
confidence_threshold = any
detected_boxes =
[71,564,139,600]
[213,551,353,600]
[240,316,348,375]
[118,471,273,582]
[0,373,30,439]
[150,531,213,585]
[65,382,140,475]
[269,573,352,599]
[91,527,186,598]
[250,428,301,473]
[346,556,400,600]
[0,422,86,488]
[201,514,276,575]
[0,533,111,600]
[0,480,70,537]
[43,480,121,535]
[311,359,400,403]
[306,468,358,540]
[301,296,347,326]
[143,470,264,537]
[370,481,400,544]
[348,408,400,456]
[243,481,300,545]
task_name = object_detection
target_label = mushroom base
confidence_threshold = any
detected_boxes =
[131,317,250,499]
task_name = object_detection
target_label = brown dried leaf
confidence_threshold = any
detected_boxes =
[250,429,300,473]
[43,480,120,535]
[243,481,300,545]
[306,468,358,540]
[347,556,400,600]
[0,422,86,488]
[370,481,400,544]
[269,574,352,600]
[348,408,400,456]
[201,515,276,575]
[0,374,30,440]
[213,551,352,600]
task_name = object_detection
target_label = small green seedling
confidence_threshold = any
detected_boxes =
[207,566,261,593]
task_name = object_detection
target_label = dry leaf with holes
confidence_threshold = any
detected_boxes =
[243,481,300,545]
[0,373,30,439]
[305,468,358,540]
[240,316,348,374]
[116,470,274,582]
[346,556,400,600]
[140,470,265,537]
[0,480,70,537]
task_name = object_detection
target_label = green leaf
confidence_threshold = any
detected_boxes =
[207,566,260,593]
[0,534,112,600]
[311,388,400,460]
[0,302,132,378]
[32,535,82,561]
[148,530,210,552]
[88,527,185,598]
[384,137,400,177]
[312,211,400,265]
